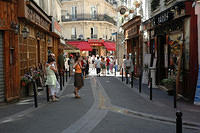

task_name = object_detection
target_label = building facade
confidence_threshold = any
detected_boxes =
[143,0,198,100]
[61,0,117,56]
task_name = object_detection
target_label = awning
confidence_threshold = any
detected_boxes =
[103,42,116,51]
[67,41,92,51]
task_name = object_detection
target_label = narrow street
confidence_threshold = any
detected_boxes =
[0,72,199,133]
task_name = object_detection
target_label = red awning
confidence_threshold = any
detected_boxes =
[67,41,92,51]
[103,42,116,51]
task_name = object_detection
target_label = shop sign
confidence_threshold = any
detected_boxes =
[52,17,62,37]
[126,25,138,39]
[90,43,103,46]
[88,39,104,43]
[154,11,174,25]
[26,7,50,31]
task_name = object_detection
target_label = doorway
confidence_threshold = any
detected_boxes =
[0,31,5,102]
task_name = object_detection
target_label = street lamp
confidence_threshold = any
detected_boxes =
[21,27,29,39]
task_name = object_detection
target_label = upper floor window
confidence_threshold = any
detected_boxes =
[71,27,77,39]
[72,6,77,19]
[91,6,97,19]
[91,27,98,39]
[151,0,160,12]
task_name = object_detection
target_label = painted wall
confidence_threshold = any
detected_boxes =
[196,3,200,64]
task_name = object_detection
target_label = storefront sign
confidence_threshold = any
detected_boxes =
[90,43,103,46]
[52,17,62,37]
[25,7,50,31]
[88,39,104,43]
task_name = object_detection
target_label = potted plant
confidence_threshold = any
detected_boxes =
[161,77,175,95]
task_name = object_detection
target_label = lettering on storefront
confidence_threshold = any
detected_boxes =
[90,43,103,46]
[25,7,50,31]
[52,17,62,36]
[126,25,138,39]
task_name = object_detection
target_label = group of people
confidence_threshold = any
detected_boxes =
[45,52,119,100]
[93,56,116,76]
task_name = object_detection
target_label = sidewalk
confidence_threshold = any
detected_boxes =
[117,76,200,123]
[0,73,71,120]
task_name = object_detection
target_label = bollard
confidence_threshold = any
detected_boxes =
[139,74,142,93]
[69,67,71,77]
[32,81,38,108]
[60,74,63,91]
[63,72,65,86]
[176,111,182,133]
[122,68,124,82]
[150,78,152,100]
[46,85,50,102]
[174,82,177,108]
[66,70,68,82]
[115,66,116,76]
[131,72,133,88]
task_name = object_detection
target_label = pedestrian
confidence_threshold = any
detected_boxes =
[45,57,59,102]
[81,57,87,78]
[69,56,74,76]
[109,57,114,74]
[73,55,84,98]
[106,57,110,74]
[85,56,89,78]
[124,55,132,82]
[101,57,106,76]
[58,49,65,79]
[95,56,101,77]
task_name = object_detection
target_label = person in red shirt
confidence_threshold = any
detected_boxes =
[106,57,110,74]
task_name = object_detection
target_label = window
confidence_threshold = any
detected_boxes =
[91,6,97,19]
[71,27,76,39]
[91,27,98,39]
[72,6,77,19]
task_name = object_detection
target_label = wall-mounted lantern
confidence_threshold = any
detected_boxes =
[10,22,19,34]
[21,27,29,39]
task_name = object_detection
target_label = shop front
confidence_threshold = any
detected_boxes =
[0,0,20,102]
[122,16,142,76]
[67,39,116,57]
[18,0,52,96]
[149,1,198,100]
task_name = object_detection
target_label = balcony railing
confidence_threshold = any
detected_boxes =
[62,14,117,25]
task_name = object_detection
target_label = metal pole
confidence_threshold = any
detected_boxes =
[32,81,38,108]
[60,74,63,91]
[69,67,71,77]
[139,74,142,93]
[66,70,68,82]
[174,82,177,108]
[150,78,152,100]
[131,72,133,88]
[63,72,65,86]
[126,71,128,84]
[46,85,50,102]
[122,68,124,82]
[115,65,116,76]
[176,111,182,133]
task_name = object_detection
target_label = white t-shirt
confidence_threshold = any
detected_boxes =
[95,59,101,68]
[124,59,131,68]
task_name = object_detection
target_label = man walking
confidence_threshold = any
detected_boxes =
[95,57,101,77]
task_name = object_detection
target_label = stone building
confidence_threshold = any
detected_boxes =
[61,0,117,56]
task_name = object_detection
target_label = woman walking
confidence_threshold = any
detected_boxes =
[73,56,84,98]
[45,57,59,102]
[101,57,106,76]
